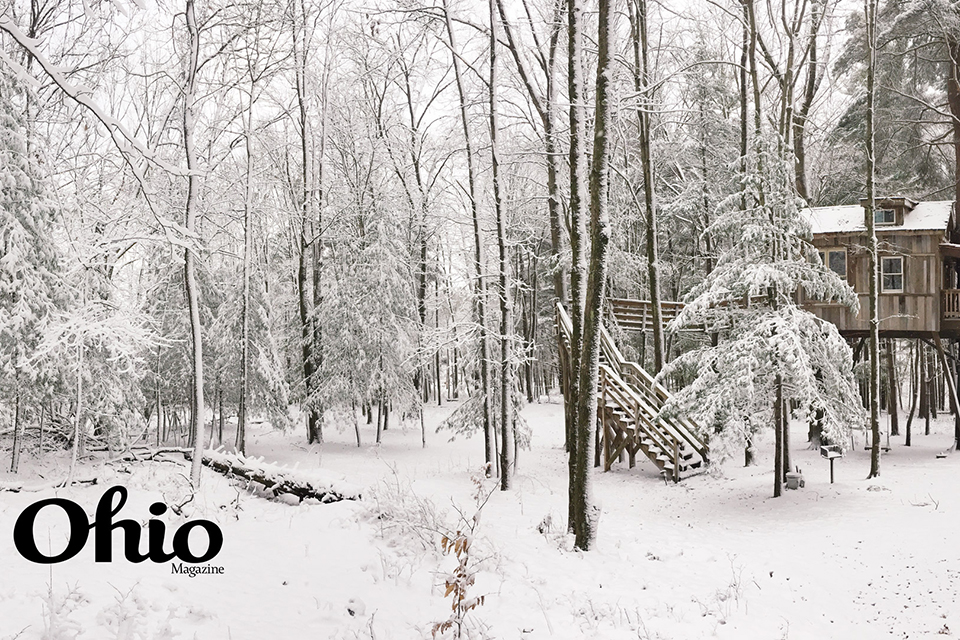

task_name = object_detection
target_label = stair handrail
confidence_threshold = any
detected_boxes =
[597,323,708,462]
[599,363,680,472]
[556,301,708,465]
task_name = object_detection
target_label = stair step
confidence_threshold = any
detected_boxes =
[557,302,709,479]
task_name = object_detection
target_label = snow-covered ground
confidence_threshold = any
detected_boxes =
[1,397,957,639]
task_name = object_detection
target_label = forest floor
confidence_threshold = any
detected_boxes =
[1,396,958,640]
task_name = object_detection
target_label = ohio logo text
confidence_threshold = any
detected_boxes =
[12,486,223,564]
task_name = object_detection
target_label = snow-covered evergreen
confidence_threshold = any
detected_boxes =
[661,140,865,460]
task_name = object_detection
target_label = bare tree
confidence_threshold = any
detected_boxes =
[565,0,588,532]
[183,0,205,487]
[865,0,881,478]
[630,0,665,374]
[442,0,495,472]
[490,0,514,489]
[571,0,613,551]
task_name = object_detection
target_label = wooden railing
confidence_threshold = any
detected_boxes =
[556,302,709,478]
[599,364,684,480]
[944,289,960,319]
[606,295,769,333]
[597,321,708,463]
[607,298,684,332]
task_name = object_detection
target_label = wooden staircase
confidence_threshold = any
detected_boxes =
[556,302,708,481]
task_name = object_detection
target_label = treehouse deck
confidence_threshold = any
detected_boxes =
[555,302,708,481]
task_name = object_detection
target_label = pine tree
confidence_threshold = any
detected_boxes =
[0,69,61,473]
[662,139,865,494]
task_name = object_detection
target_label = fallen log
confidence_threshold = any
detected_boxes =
[198,451,360,504]
[0,477,99,493]
[1,448,359,504]
[111,448,360,504]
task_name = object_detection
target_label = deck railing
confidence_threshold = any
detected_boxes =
[944,290,960,319]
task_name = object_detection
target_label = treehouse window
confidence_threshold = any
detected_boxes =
[875,208,896,225]
[881,256,903,293]
[818,249,847,279]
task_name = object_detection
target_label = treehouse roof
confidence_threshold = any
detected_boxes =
[806,200,953,235]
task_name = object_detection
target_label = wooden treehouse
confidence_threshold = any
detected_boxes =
[555,303,708,481]
[803,196,960,432]
[803,197,960,341]
[554,198,960,480]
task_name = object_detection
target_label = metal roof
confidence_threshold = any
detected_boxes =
[805,200,953,234]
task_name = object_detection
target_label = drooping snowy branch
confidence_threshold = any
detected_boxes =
[0,16,198,252]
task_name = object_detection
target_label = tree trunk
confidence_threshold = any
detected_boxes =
[566,0,588,531]
[925,344,932,435]
[353,402,361,448]
[436,281,442,406]
[490,0,513,490]
[955,340,960,446]
[293,0,321,446]
[443,0,494,472]
[184,0,205,488]
[495,0,564,306]
[700,107,714,277]
[218,379,224,448]
[237,87,254,457]
[453,346,459,400]
[793,0,821,201]
[572,0,613,550]
[948,35,960,209]
[864,0,881,478]
[782,389,790,481]
[774,376,783,497]
[156,346,162,447]
[376,393,383,444]
[887,339,900,436]
[545,20,564,306]
[312,19,329,443]
[739,1,749,212]
[38,403,45,458]
[632,0,665,374]
[927,353,940,420]
[67,339,83,487]
[906,341,919,446]
[9,387,21,474]
[522,279,534,403]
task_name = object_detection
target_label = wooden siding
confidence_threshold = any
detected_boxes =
[804,229,945,335]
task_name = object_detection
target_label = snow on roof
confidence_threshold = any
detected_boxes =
[805,200,954,234]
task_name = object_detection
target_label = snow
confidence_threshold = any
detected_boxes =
[202,448,362,502]
[1,399,958,639]
[805,200,953,234]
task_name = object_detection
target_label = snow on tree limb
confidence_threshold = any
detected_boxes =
[0,15,197,253]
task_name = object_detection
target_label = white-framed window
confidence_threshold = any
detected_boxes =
[881,256,903,293]
[818,248,847,279]
[875,208,896,225]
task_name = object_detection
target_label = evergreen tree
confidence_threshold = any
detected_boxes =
[0,69,62,472]
[661,140,865,492]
